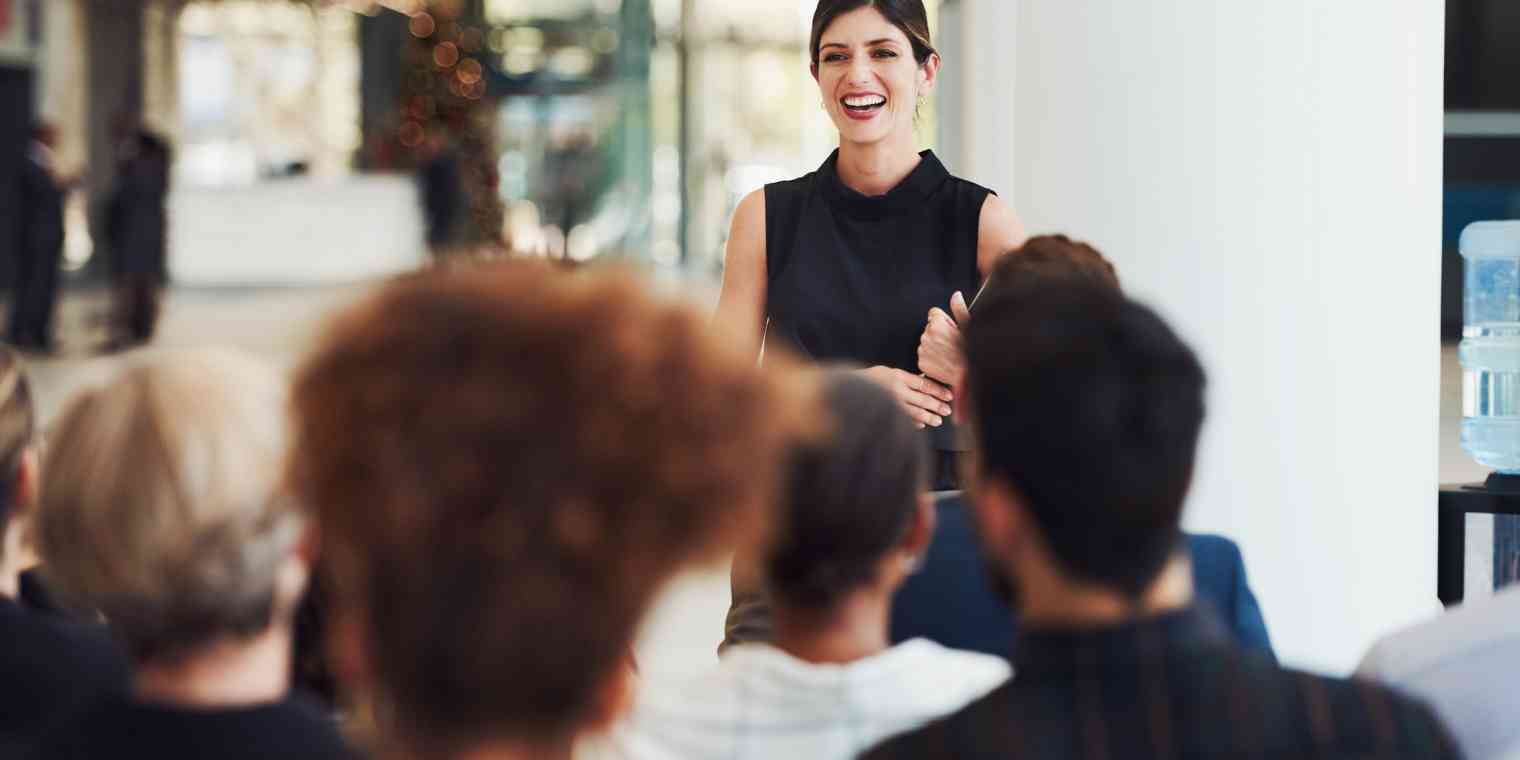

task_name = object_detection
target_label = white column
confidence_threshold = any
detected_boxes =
[960,0,1446,674]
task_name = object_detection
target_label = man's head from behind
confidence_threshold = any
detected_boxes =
[988,234,1119,295]
[963,284,1205,607]
[290,261,809,753]
[38,349,302,663]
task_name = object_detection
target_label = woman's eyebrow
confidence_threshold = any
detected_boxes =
[820,38,902,49]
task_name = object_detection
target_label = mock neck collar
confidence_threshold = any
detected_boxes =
[821,149,949,218]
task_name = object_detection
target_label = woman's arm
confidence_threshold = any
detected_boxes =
[713,190,768,359]
[976,193,1028,278]
[918,195,1029,387]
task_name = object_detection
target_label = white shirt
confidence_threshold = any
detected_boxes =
[1358,585,1520,760]
[592,639,1011,760]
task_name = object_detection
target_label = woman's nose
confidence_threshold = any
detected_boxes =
[847,58,874,85]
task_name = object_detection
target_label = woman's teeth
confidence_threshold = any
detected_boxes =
[843,95,886,110]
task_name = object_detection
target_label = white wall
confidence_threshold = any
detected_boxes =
[959,0,1445,674]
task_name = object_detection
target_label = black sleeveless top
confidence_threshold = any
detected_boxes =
[764,150,993,489]
[764,149,991,371]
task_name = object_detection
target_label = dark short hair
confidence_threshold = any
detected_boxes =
[290,261,812,748]
[810,0,937,67]
[990,234,1120,294]
[765,371,926,610]
[965,285,1205,598]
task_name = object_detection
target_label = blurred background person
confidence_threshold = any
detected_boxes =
[0,346,128,755]
[287,262,810,759]
[609,371,1008,760]
[8,122,68,353]
[104,130,171,351]
[32,349,354,759]
[417,130,463,260]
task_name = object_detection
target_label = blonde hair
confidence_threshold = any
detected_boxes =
[37,349,300,662]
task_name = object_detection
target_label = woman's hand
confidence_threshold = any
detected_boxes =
[917,290,972,388]
[861,366,954,429]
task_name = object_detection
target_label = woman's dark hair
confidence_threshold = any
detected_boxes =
[765,371,927,610]
[810,0,937,67]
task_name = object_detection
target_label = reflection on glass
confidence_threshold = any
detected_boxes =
[176,2,359,187]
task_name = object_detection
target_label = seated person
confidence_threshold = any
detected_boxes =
[0,347,128,755]
[285,262,807,759]
[729,237,1272,656]
[893,234,1273,658]
[1358,583,1520,760]
[862,284,1457,759]
[611,372,1010,759]
[892,500,1272,659]
[32,350,354,759]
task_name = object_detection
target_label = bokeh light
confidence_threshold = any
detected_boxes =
[408,12,435,38]
[433,42,460,69]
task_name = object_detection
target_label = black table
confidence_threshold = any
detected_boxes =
[1438,475,1520,606]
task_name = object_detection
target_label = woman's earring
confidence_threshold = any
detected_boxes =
[902,555,921,575]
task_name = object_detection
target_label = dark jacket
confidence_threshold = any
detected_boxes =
[106,142,170,281]
[863,608,1459,760]
[888,495,1276,660]
[19,153,65,264]
[0,597,130,757]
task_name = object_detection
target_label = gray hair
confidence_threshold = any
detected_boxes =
[37,349,299,662]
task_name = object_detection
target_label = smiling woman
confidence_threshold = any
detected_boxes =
[715,0,1027,654]
[811,0,936,131]
[712,0,1026,489]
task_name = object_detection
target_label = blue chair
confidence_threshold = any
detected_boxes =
[890,494,1275,661]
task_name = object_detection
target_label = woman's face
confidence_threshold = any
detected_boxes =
[813,6,937,148]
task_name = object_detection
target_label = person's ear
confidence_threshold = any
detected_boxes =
[952,377,970,425]
[11,448,39,521]
[918,52,941,96]
[326,602,374,698]
[274,552,311,618]
[968,476,1026,561]
[295,522,320,567]
[587,649,639,732]
[811,61,820,82]
[901,492,937,561]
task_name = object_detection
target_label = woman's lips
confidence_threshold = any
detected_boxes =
[841,94,886,121]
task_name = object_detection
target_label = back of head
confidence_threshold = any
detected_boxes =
[37,349,296,662]
[765,371,926,610]
[289,261,810,749]
[989,234,1119,295]
[964,285,1205,598]
[0,347,34,539]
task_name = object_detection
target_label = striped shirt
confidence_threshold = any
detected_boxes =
[862,607,1460,760]
[597,639,1010,760]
